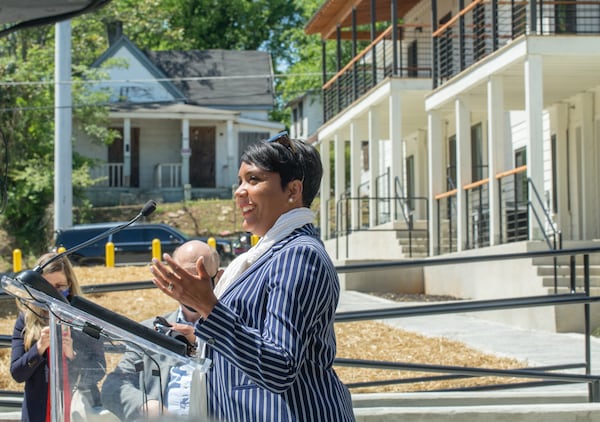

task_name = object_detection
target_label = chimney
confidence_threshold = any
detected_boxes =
[105,20,123,46]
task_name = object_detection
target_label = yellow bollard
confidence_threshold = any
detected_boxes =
[105,242,115,268]
[152,238,162,261]
[251,234,259,246]
[207,237,217,250]
[57,246,67,254]
[12,249,22,273]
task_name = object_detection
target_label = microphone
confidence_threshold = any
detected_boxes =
[13,200,157,303]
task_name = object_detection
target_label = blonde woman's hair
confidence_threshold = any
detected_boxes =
[17,253,82,351]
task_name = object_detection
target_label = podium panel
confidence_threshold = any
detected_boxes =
[2,274,211,422]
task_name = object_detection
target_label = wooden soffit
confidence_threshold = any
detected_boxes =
[305,0,421,40]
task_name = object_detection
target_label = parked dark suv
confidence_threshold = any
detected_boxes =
[55,222,236,266]
[55,222,189,266]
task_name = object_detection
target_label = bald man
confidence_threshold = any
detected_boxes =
[101,240,221,420]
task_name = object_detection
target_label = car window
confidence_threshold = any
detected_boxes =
[143,228,182,243]
[112,227,144,243]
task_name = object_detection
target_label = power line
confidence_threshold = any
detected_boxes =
[0,72,324,88]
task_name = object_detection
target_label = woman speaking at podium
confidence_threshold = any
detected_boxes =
[151,133,355,421]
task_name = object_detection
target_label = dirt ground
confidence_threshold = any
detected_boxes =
[0,266,526,394]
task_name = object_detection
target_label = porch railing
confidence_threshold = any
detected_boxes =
[432,0,600,87]
[434,164,561,255]
[323,23,433,122]
[89,162,124,188]
[155,163,182,188]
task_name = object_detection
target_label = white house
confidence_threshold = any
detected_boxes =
[78,35,284,206]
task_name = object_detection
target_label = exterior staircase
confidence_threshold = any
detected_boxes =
[532,241,600,296]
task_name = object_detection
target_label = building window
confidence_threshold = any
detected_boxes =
[361,141,369,171]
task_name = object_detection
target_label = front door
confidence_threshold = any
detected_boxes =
[189,126,216,187]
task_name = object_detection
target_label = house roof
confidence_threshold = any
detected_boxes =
[108,102,239,120]
[144,49,275,110]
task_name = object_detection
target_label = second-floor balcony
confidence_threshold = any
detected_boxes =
[433,0,600,87]
[321,0,600,122]
[323,23,433,122]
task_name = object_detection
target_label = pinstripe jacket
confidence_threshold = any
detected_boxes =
[197,224,355,422]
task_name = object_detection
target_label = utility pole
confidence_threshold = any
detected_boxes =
[54,20,73,232]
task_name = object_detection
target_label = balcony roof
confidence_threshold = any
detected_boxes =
[305,0,421,40]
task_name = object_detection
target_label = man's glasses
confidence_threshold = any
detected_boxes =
[267,131,296,154]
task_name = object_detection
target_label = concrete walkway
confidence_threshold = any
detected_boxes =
[338,290,600,369]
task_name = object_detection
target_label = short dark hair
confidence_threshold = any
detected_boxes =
[240,137,323,207]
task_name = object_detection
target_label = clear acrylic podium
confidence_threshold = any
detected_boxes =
[2,272,211,422]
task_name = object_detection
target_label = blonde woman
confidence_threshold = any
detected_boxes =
[10,252,106,422]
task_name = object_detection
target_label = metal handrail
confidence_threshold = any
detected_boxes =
[333,245,600,401]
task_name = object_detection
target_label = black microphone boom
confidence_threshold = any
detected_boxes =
[35,199,157,273]
[14,200,157,303]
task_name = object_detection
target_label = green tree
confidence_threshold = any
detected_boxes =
[0,26,114,254]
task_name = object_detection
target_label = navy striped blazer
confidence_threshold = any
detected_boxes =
[197,224,355,421]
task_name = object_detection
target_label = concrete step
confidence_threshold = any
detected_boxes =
[542,278,600,288]
[533,255,600,266]
[537,266,600,277]
[352,391,600,421]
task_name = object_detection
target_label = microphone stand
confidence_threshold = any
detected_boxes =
[8,199,157,303]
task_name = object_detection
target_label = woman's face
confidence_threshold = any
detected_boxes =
[235,162,293,237]
[44,271,69,295]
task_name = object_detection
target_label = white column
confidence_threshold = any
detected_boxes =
[227,120,236,187]
[524,55,544,240]
[580,92,596,237]
[181,119,191,186]
[428,112,443,256]
[54,20,73,231]
[350,122,361,230]
[320,139,331,241]
[455,97,471,251]
[416,129,428,220]
[334,133,346,232]
[389,91,403,223]
[554,103,570,239]
[487,76,505,245]
[123,118,131,187]
[368,107,380,227]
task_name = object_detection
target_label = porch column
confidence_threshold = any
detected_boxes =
[524,55,544,240]
[487,76,506,245]
[320,139,331,241]
[123,118,131,187]
[579,92,596,238]
[416,129,428,220]
[428,111,443,255]
[455,96,471,251]
[368,106,381,227]
[350,121,361,230]
[334,133,346,232]
[227,119,236,188]
[181,119,191,187]
[389,89,403,224]
[554,103,570,239]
